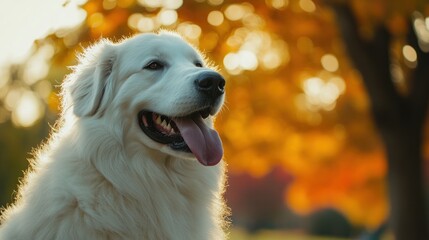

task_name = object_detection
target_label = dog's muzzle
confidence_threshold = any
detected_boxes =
[137,71,225,167]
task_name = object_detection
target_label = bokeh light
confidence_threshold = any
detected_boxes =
[158,9,178,26]
[299,0,316,13]
[402,45,417,68]
[266,0,289,10]
[207,11,224,26]
[139,17,155,32]
[208,0,224,6]
[301,77,344,111]
[177,22,202,43]
[11,90,44,127]
[321,54,339,72]
[224,4,251,21]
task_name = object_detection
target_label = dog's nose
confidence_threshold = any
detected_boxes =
[195,72,225,99]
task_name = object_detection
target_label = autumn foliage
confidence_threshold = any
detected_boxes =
[5,0,429,231]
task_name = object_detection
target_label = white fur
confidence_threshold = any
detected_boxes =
[0,32,229,240]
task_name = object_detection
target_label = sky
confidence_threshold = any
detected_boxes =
[0,0,86,65]
[0,0,86,127]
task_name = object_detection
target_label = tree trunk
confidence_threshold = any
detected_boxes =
[381,119,427,240]
[330,3,429,239]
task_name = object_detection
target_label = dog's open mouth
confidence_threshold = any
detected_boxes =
[138,109,223,166]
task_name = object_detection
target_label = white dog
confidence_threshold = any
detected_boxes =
[0,32,229,239]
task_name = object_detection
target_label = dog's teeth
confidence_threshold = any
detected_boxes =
[169,128,175,134]
[161,119,167,127]
[168,125,176,134]
[142,115,149,127]
[155,116,162,125]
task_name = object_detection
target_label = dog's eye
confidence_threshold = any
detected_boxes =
[195,62,203,68]
[144,61,164,70]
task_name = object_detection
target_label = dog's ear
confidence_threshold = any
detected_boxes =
[62,39,117,117]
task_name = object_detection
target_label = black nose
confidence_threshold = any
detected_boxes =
[195,72,226,99]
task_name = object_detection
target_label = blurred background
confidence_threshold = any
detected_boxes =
[0,0,428,239]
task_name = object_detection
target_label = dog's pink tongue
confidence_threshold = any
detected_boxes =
[175,116,223,166]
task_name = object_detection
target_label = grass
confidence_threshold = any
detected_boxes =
[229,228,349,240]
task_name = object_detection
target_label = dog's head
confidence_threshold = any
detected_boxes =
[62,32,225,166]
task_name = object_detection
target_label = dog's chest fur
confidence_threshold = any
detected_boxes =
[0,122,227,240]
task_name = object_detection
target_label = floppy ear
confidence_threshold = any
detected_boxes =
[62,39,117,117]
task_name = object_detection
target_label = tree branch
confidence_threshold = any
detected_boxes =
[330,3,406,126]
[408,15,429,126]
